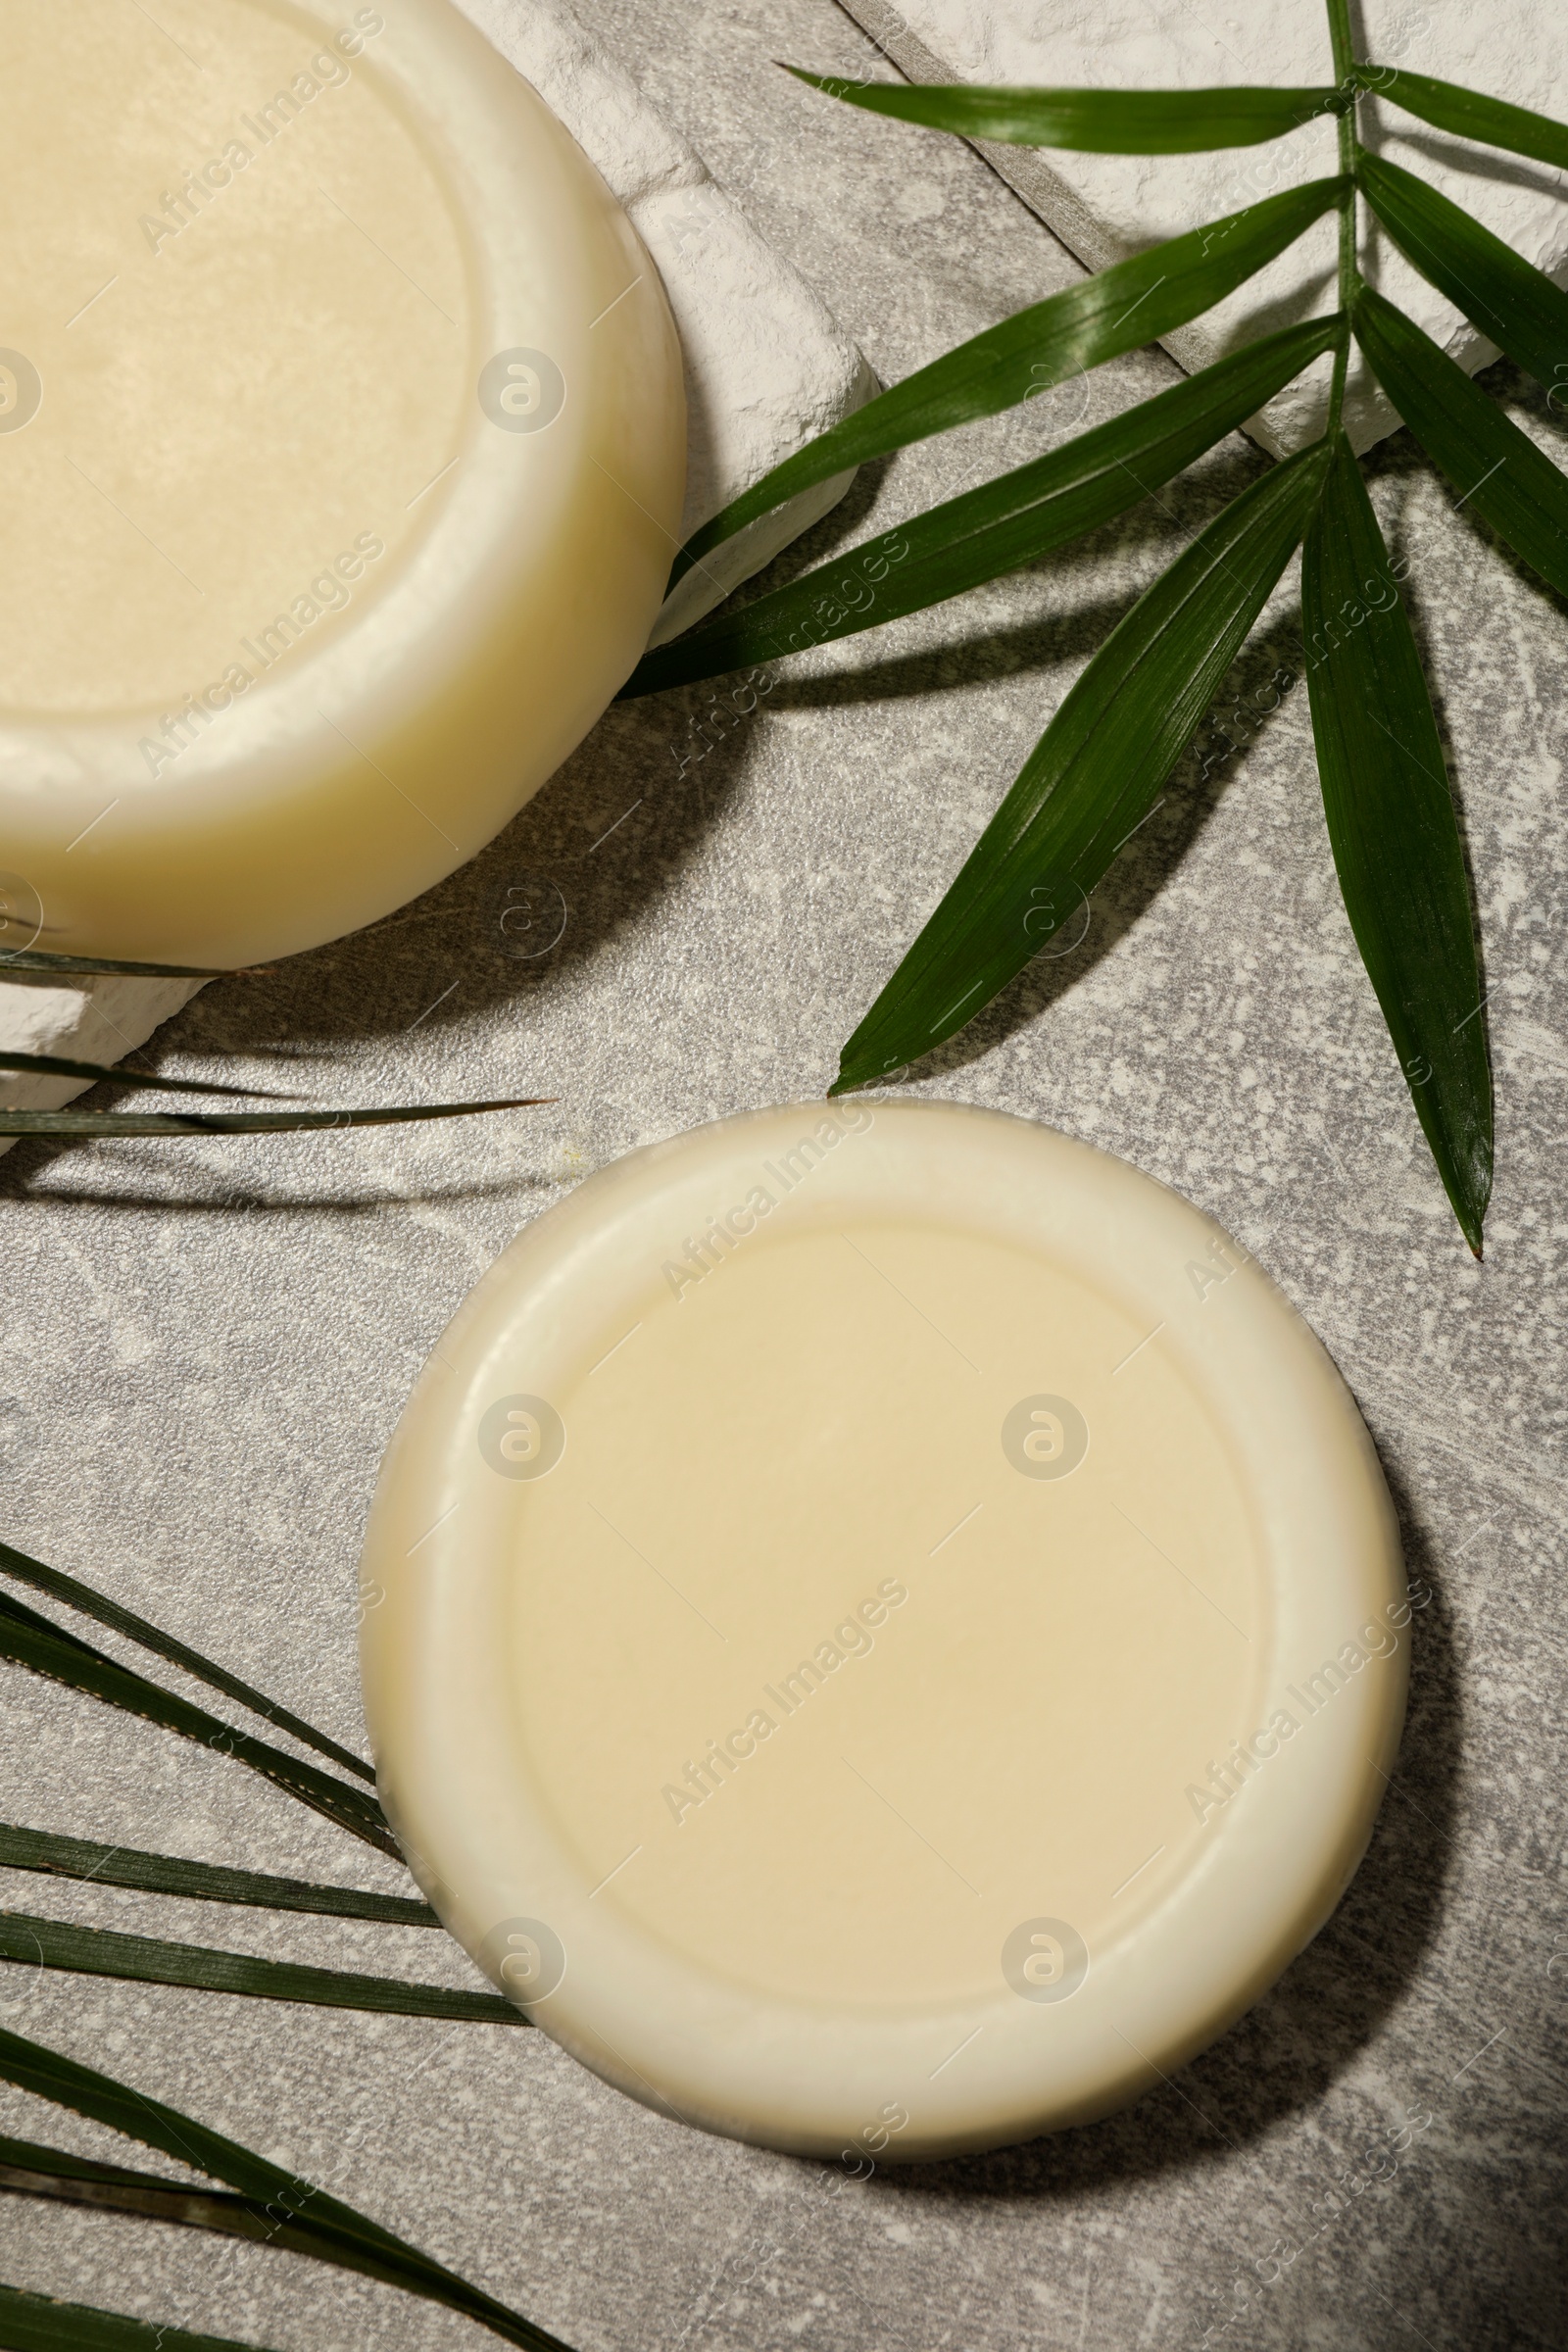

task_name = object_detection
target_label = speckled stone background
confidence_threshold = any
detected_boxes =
[3,2,1566,2347]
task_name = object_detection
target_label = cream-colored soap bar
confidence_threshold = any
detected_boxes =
[0,0,684,969]
[361,1102,1407,2161]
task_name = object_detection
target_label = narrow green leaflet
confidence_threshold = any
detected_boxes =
[1353,285,1568,599]
[0,2280,279,2352]
[3,2131,180,2196]
[0,1054,290,1099]
[0,2132,482,2302]
[1301,434,1492,1252]
[0,1825,434,1925]
[0,1097,546,1138]
[0,1611,396,1857]
[0,1910,518,2025]
[1357,153,1568,395]
[627,315,1346,698]
[834,440,1332,1090]
[671,175,1347,584]
[0,951,232,980]
[786,70,1339,151]
[0,1541,375,1785]
[2,2127,304,2226]
[0,2028,571,2351]
[0,1589,113,1670]
[1360,63,1568,171]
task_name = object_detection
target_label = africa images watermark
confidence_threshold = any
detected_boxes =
[136,12,387,258]
[660,1100,875,1300]
[137,531,387,776]
[660,1575,910,1826]
[1184,1578,1433,1824]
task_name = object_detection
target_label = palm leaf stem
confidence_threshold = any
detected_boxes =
[1325,0,1359,433]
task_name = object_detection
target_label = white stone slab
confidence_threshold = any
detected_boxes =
[0,0,872,1131]
[834,0,1568,457]
[459,0,874,639]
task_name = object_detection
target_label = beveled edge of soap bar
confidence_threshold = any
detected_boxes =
[360,1100,1407,2161]
[2,0,686,970]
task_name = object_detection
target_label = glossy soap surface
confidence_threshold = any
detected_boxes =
[0,0,684,966]
[361,1102,1408,2160]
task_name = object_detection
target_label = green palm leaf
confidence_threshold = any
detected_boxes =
[0,2279,278,2352]
[1356,152,1568,396]
[0,1910,517,2025]
[0,2028,572,2351]
[1360,63,1568,171]
[0,2133,567,2336]
[0,1609,396,1857]
[0,2128,333,2238]
[0,1542,373,1784]
[1301,433,1491,1252]
[0,1097,546,1139]
[0,1825,433,1924]
[0,1588,114,1669]
[3,2132,187,2202]
[0,2131,427,2283]
[671,174,1347,586]
[1353,284,1568,598]
[784,69,1340,151]
[833,439,1332,1091]
[0,951,232,980]
[627,315,1346,698]
[0,2132,556,2328]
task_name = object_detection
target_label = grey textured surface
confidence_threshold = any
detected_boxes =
[2,1,1566,2347]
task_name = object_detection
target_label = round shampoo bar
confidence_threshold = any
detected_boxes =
[361,1102,1407,2160]
[0,0,683,969]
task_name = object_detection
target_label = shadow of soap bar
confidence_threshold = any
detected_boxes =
[834,0,1568,455]
[0,0,870,1131]
[361,1101,1408,2160]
